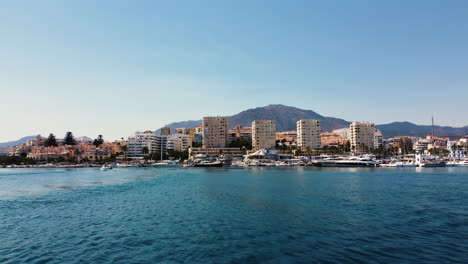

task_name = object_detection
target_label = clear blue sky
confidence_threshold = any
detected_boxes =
[1,0,467,141]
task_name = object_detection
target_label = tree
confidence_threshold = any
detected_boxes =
[64,132,76,145]
[142,146,149,156]
[344,141,351,152]
[93,135,104,147]
[121,144,128,157]
[44,133,58,147]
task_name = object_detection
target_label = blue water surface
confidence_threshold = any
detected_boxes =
[0,167,467,263]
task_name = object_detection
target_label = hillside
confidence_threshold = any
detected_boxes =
[156,104,350,133]
[157,104,467,138]
[0,136,36,147]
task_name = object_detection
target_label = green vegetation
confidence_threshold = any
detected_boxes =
[93,135,104,147]
[44,133,58,147]
[64,131,76,145]
[0,156,36,166]
[228,137,252,150]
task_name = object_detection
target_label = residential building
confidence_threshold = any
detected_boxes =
[166,134,192,152]
[126,131,160,157]
[350,121,375,153]
[374,129,383,149]
[321,132,348,146]
[252,120,276,150]
[297,119,321,149]
[202,117,228,148]
[332,127,351,140]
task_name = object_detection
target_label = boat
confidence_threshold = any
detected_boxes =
[313,157,380,167]
[191,160,223,167]
[100,164,113,171]
[37,163,56,168]
[150,160,179,168]
[456,158,468,166]
[116,163,138,168]
[419,161,446,167]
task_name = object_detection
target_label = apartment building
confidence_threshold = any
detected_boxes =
[166,134,192,152]
[297,119,321,149]
[350,121,375,153]
[202,117,228,148]
[252,120,276,150]
[126,131,160,157]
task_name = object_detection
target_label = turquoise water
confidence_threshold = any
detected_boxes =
[0,167,467,263]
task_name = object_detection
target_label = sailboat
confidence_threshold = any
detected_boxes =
[417,117,445,167]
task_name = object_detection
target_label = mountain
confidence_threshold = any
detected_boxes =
[0,136,36,147]
[157,104,467,138]
[376,122,468,138]
[157,104,349,133]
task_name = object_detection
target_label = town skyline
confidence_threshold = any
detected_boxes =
[1,103,468,143]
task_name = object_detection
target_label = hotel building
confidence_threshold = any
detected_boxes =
[252,120,276,150]
[202,117,228,148]
[297,119,321,149]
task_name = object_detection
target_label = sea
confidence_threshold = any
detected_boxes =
[0,167,467,263]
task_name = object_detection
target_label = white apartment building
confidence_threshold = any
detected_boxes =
[166,134,192,152]
[350,121,375,153]
[374,129,383,149]
[332,127,351,140]
[126,131,160,157]
[252,120,276,150]
[296,119,321,149]
[202,117,228,148]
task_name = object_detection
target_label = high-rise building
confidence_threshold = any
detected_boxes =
[202,117,228,148]
[297,119,321,149]
[252,120,276,150]
[160,127,171,136]
[350,121,375,153]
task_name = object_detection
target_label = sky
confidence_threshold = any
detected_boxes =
[1,0,467,142]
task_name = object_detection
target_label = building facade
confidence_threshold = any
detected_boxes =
[252,120,276,150]
[350,121,375,153]
[126,131,160,157]
[296,119,321,149]
[320,132,348,146]
[202,117,228,148]
[166,134,192,152]
[332,127,351,140]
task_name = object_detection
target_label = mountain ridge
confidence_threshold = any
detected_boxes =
[156,104,467,138]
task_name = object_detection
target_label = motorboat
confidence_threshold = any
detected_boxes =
[100,164,113,171]
[313,157,380,167]
[191,160,223,167]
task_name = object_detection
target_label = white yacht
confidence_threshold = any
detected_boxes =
[313,157,380,167]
